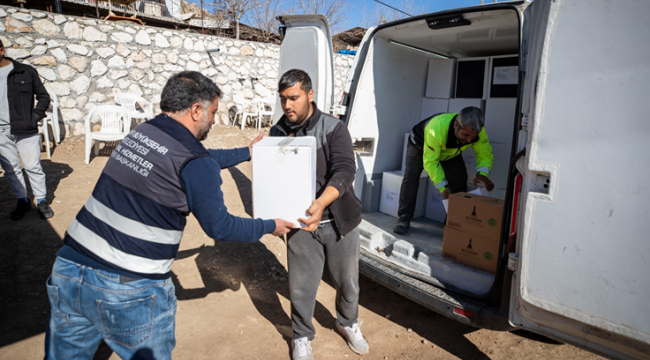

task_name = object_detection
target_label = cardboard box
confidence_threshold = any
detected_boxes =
[446,192,504,240]
[425,179,446,222]
[252,137,316,228]
[442,226,499,273]
[379,170,428,218]
[420,98,449,120]
[425,58,456,98]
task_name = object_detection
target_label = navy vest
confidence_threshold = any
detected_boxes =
[64,114,209,279]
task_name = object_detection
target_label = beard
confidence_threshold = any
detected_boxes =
[196,112,212,141]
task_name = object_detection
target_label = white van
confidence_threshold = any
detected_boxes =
[276,1,650,359]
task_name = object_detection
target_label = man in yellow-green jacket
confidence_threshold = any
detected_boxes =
[393,106,495,234]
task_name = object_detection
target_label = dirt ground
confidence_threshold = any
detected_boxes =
[0,125,606,360]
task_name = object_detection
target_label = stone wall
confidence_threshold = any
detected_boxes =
[0,5,354,137]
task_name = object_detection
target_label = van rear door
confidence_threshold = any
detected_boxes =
[276,15,335,123]
[511,1,650,359]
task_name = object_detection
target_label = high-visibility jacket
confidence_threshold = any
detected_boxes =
[423,113,494,193]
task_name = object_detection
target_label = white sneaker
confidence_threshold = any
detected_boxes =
[336,321,370,355]
[292,337,314,360]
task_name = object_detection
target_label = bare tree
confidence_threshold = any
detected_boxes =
[249,0,285,42]
[295,0,350,33]
[361,0,427,28]
[211,0,256,40]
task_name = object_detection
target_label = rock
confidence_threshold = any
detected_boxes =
[194,41,205,52]
[50,48,67,63]
[32,19,59,37]
[37,67,56,81]
[125,58,134,69]
[135,30,151,45]
[255,48,263,57]
[142,49,152,57]
[154,34,170,48]
[71,75,91,94]
[68,57,88,72]
[216,76,228,85]
[240,45,254,56]
[61,108,84,122]
[31,11,48,19]
[0,36,12,47]
[96,76,114,88]
[186,61,199,71]
[135,60,151,70]
[163,64,177,72]
[125,27,136,34]
[116,43,130,57]
[32,56,56,66]
[99,25,113,32]
[152,66,164,73]
[117,79,131,89]
[67,44,89,56]
[166,52,179,64]
[109,70,128,80]
[151,53,166,64]
[128,84,143,96]
[83,19,97,26]
[77,95,88,107]
[89,92,105,102]
[111,32,133,43]
[228,47,240,56]
[107,56,126,68]
[264,49,274,58]
[130,51,147,62]
[170,36,182,48]
[45,82,71,96]
[129,68,144,81]
[0,8,7,18]
[46,39,59,48]
[90,60,108,77]
[182,38,193,51]
[30,45,48,56]
[53,15,66,25]
[63,22,82,39]
[162,30,172,36]
[11,13,32,22]
[83,27,106,42]
[57,65,76,80]
[15,37,33,48]
[96,47,115,59]
[5,17,33,33]
[189,53,202,63]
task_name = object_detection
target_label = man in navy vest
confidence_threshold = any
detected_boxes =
[44,71,294,359]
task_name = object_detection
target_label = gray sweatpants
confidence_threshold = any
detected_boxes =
[0,127,47,200]
[287,221,360,340]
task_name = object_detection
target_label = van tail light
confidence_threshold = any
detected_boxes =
[508,174,523,253]
[340,91,347,105]
[453,307,475,319]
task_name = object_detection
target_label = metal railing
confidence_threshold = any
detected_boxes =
[63,0,175,19]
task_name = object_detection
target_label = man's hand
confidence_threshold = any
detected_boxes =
[298,199,325,232]
[473,174,494,191]
[273,219,294,236]
[442,188,451,200]
[249,133,264,158]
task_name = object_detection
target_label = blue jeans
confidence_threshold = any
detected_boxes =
[44,257,177,360]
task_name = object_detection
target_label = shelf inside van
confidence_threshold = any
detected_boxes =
[359,212,496,296]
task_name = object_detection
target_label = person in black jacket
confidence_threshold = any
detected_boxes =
[270,69,369,360]
[0,39,53,220]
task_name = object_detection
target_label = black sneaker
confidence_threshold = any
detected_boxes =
[11,199,31,221]
[392,214,412,235]
[37,200,54,219]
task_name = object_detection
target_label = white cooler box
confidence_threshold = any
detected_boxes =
[425,179,447,222]
[252,137,316,228]
[380,171,428,218]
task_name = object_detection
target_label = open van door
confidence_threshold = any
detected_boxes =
[275,15,335,124]
[511,1,650,359]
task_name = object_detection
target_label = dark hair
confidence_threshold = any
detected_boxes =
[0,39,3,48]
[278,69,312,93]
[160,71,222,112]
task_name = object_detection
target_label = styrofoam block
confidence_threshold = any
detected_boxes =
[425,58,456,98]
[484,98,517,144]
[425,179,446,222]
[460,143,511,200]
[380,171,428,218]
[420,98,449,120]
[448,98,485,114]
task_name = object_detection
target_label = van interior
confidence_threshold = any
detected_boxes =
[347,8,521,296]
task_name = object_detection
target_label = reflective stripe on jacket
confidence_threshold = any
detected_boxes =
[423,113,494,193]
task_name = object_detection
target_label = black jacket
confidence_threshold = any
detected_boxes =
[4,57,50,135]
[270,103,362,236]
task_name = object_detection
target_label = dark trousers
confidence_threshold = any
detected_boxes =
[398,141,468,217]
[287,221,360,340]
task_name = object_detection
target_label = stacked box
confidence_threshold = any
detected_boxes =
[379,171,428,218]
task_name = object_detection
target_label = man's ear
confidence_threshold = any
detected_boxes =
[308,89,314,103]
[190,103,203,122]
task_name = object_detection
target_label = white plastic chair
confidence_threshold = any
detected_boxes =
[44,90,61,145]
[38,118,51,159]
[85,105,131,164]
[232,95,258,129]
[254,95,275,129]
[114,93,154,126]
